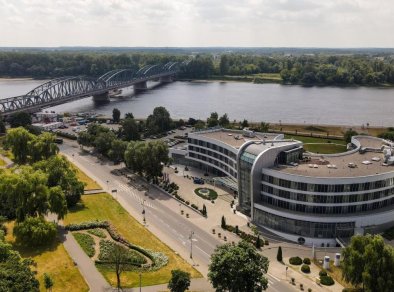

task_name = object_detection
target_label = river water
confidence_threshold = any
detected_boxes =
[1,78,394,126]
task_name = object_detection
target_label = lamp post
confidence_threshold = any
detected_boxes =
[189,231,194,259]
[139,272,142,292]
[286,266,288,280]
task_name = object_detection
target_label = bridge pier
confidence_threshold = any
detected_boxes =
[93,92,110,102]
[134,81,148,92]
[160,75,174,83]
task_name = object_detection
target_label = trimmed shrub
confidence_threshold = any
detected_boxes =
[301,264,311,273]
[319,270,327,277]
[289,256,303,265]
[320,275,335,286]
[303,257,311,265]
[277,246,283,262]
[74,233,96,257]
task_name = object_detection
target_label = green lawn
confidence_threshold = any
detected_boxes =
[5,222,89,292]
[285,134,347,145]
[303,143,348,154]
[64,193,202,288]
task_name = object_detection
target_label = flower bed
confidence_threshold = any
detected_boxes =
[73,232,95,257]
[97,239,147,269]
[194,188,218,200]
[66,221,168,271]
[87,228,107,238]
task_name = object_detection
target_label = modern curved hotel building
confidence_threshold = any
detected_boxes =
[170,127,394,246]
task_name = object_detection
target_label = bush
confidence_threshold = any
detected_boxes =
[87,228,107,238]
[320,275,335,286]
[74,233,96,257]
[303,257,311,265]
[289,256,303,265]
[319,270,327,277]
[301,264,311,273]
[13,217,57,247]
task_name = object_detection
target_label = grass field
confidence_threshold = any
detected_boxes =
[285,134,347,145]
[71,163,102,190]
[5,222,89,292]
[303,143,348,154]
[64,193,202,288]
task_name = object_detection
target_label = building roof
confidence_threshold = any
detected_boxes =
[275,136,394,178]
[192,128,280,149]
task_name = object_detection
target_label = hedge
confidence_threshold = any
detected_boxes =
[303,257,311,265]
[319,270,327,277]
[320,275,335,286]
[289,256,303,265]
[194,188,218,200]
[301,264,311,273]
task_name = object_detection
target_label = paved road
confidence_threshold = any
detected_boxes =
[60,142,295,292]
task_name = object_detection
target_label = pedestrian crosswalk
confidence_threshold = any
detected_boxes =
[267,273,280,288]
[113,181,155,209]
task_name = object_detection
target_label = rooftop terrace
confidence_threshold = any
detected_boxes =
[275,136,394,178]
[192,128,280,149]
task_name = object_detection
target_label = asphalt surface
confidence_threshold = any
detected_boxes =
[60,141,296,292]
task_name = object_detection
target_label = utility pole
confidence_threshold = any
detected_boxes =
[139,272,142,292]
[189,231,194,259]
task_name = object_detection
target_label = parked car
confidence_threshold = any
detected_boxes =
[193,178,204,184]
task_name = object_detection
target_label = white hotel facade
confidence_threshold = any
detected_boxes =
[170,127,394,246]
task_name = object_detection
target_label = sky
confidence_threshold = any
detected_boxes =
[1,0,393,47]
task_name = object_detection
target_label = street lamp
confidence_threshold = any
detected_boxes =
[139,272,142,292]
[286,266,288,280]
[189,231,194,259]
[179,203,182,214]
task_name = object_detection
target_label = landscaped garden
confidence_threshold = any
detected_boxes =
[194,187,218,200]
[303,143,347,154]
[5,221,89,292]
[64,193,201,288]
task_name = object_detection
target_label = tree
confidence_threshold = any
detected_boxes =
[344,129,358,143]
[221,216,226,229]
[0,114,6,134]
[219,113,230,127]
[94,131,116,155]
[124,112,134,119]
[220,55,230,75]
[112,108,121,123]
[124,141,169,178]
[108,139,128,163]
[77,131,93,149]
[108,243,129,291]
[33,156,84,207]
[277,246,283,262]
[255,235,262,249]
[207,112,219,128]
[5,127,35,164]
[260,122,270,133]
[202,204,207,217]
[208,241,269,292]
[29,132,59,162]
[0,240,39,291]
[48,186,67,221]
[168,269,191,292]
[13,217,57,247]
[121,118,140,141]
[194,120,205,130]
[146,106,172,134]
[342,235,394,292]
[44,273,54,292]
[242,119,249,128]
[9,111,32,128]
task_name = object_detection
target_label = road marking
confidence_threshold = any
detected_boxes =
[194,245,211,258]
[268,273,281,282]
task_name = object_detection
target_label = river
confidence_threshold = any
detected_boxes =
[1,78,394,126]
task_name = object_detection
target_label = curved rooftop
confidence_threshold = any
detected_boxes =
[274,136,394,178]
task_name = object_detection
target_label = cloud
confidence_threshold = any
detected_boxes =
[0,0,393,47]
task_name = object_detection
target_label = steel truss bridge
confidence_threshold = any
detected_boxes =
[0,62,180,116]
